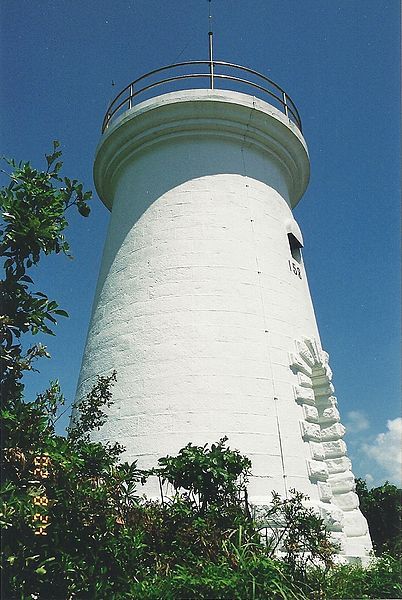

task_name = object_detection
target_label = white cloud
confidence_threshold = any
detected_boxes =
[364,473,374,486]
[363,418,402,486]
[345,410,370,433]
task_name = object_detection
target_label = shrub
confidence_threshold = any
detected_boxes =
[356,478,402,557]
[151,437,252,513]
[129,556,307,600]
[310,554,402,599]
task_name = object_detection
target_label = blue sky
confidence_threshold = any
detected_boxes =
[1,0,400,486]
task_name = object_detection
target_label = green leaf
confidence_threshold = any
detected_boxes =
[20,274,34,283]
[54,309,69,317]
[78,203,90,217]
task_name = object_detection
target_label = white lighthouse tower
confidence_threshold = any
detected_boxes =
[74,47,372,557]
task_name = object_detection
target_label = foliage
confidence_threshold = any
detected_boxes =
[356,478,402,557]
[129,554,307,600]
[262,490,338,574]
[151,437,252,513]
[129,554,402,600]
[1,389,143,599]
[0,146,142,599]
[0,141,92,405]
[68,370,119,444]
[309,554,402,599]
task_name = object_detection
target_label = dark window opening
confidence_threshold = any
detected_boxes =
[288,233,302,263]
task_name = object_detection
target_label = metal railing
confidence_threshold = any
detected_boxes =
[101,60,302,133]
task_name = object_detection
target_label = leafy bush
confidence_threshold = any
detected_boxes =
[356,478,402,557]
[151,437,252,513]
[129,556,306,600]
[262,489,338,573]
[309,554,402,599]
[1,141,92,406]
[0,147,143,599]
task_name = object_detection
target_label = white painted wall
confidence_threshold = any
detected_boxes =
[74,90,371,557]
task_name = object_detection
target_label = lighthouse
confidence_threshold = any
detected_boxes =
[73,53,372,557]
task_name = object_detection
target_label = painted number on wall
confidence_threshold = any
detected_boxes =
[288,260,302,279]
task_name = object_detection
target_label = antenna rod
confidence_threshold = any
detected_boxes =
[208,0,214,89]
[208,31,214,89]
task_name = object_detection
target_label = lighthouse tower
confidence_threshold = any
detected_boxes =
[74,51,372,557]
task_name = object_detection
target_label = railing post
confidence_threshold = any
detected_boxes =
[208,31,214,90]
[282,91,289,118]
[129,84,133,109]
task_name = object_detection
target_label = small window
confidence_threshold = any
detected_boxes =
[288,233,302,263]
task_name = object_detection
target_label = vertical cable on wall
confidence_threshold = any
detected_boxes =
[274,396,288,498]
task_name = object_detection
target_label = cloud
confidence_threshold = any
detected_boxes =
[363,418,402,486]
[344,410,370,433]
[364,473,374,486]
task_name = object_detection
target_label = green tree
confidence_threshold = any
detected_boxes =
[356,478,402,556]
[1,140,91,405]
[152,437,252,513]
[1,147,143,599]
[262,490,338,572]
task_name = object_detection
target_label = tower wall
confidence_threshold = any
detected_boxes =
[74,90,372,557]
